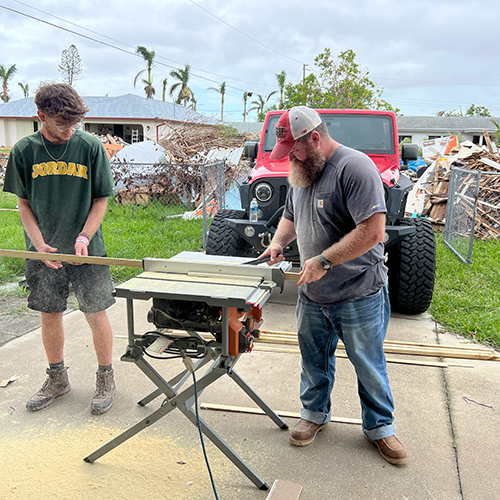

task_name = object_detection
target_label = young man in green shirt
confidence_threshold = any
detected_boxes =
[3,83,117,415]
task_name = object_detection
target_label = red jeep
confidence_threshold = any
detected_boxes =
[206,109,436,315]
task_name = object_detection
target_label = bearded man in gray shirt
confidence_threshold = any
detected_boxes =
[260,106,407,465]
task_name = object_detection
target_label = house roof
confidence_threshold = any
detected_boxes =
[226,115,499,135]
[0,94,217,124]
[396,115,497,133]
[224,121,264,135]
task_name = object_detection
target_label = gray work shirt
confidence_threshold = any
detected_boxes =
[284,145,388,306]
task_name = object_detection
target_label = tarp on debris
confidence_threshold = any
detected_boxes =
[110,141,168,191]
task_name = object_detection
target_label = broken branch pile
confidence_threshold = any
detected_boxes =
[113,122,254,208]
[158,122,247,162]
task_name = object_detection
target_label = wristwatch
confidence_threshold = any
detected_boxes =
[318,253,332,271]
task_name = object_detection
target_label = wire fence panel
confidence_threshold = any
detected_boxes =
[444,166,500,264]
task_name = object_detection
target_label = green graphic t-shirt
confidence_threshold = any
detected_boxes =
[3,130,115,256]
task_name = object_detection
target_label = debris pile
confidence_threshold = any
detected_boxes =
[111,122,254,210]
[90,133,128,160]
[0,148,11,186]
[412,137,500,239]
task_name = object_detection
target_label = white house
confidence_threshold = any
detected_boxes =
[0,94,217,148]
[395,115,498,147]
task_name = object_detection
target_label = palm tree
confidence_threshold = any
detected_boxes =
[242,91,253,122]
[208,81,226,121]
[134,46,156,99]
[276,70,286,109]
[189,95,198,111]
[162,78,168,101]
[18,82,29,98]
[249,91,277,120]
[0,64,17,103]
[169,64,193,106]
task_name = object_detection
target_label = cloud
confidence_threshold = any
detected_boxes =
[2,0,500,117]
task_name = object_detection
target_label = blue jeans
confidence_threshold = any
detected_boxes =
[296,284,395,440]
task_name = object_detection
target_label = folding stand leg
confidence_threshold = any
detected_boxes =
[181,404,268,490]
[84,353,269,490]
[228,369,289,430]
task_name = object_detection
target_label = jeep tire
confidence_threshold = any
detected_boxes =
[206,209,253,257]
[387,218,436,315]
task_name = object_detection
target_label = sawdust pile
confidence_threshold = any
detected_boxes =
[0,425,227,499]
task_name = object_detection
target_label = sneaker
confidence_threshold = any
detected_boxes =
[289,419,328,446]
[26,367,71,411]
[367,435,409,465]
[91,368,116,415]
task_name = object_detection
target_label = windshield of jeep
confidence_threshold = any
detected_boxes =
[262,113,394,156]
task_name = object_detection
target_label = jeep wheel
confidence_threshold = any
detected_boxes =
[206,209,252,257]
[387,218,436,315]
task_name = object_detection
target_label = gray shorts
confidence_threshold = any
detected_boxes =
[25,259,116,314]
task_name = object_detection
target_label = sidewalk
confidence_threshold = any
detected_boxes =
[0,280,499,499]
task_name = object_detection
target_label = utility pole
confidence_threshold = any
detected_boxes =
[243,91,253,122]
[302,64,309,85]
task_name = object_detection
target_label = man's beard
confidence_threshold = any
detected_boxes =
[288,142,326,188]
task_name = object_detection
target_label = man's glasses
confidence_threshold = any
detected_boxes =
[48,116,83,133]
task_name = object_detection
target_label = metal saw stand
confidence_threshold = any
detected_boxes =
[83,253,290,491]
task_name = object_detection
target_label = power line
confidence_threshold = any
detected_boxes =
[374,76,500,88]
[0,3,274,93]
[10,0,276,90]
[186,0,305,65]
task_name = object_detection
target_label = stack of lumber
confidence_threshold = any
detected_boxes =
[254,329,500,364]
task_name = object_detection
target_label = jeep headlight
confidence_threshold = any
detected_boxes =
[254,182,273,204]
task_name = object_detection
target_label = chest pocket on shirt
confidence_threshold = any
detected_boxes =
[312,191,335,223]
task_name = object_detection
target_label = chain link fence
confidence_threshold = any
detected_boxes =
[0,159,226,249]
[110,159,226,249]
[444,166,500,263]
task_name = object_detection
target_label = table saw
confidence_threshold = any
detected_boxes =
[83,251,292,491]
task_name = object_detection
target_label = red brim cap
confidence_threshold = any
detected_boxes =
[270,109,295,160]
[269,106,322,160]
[270,137,297,160]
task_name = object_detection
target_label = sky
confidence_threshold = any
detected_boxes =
[2,0,500,122]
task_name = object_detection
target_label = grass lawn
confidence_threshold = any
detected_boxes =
[430,232,500,349]
[1,190,499,348]
[0,192,205,284]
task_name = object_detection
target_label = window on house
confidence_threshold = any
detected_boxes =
[428,135,441,140]
[399,135,412,143]
[472,135,480,145]
[33,121,38,132]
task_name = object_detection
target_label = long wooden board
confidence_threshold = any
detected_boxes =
[0,248,142,268]
[199,402,362,425]
[253,345,473,368]
[0,248,301,282]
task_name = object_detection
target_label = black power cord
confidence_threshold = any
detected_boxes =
[139,333,219,499]
[181,353,219,500]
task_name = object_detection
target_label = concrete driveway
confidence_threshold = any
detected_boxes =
[0,279,499,499]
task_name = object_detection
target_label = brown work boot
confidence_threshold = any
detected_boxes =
[367,435,409,465]
[91,368,116,415]
[26,367,71,411]
[289,419,328,446]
